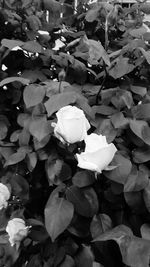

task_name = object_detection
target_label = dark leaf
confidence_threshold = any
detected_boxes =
[72,170,95,188]
[90,214,112,239]
[66,186,98,217]
[75,245,94,267]
[132,148,150,163]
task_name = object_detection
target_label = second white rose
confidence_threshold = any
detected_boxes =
[76,133,117,173]
[52,105,90,144]
[6,218,29,247]
[0,183,10,210]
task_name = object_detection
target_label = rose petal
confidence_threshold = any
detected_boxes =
[76,153,99,172]
[76,143,117,173]
[84,133,108,153]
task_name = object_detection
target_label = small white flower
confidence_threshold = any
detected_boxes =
[52,105,90,144]
[6,218,28,247]
[0,183,10,210]
[76,133,117,173]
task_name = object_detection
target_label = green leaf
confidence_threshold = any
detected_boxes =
[29,116,52,141]
[95,119,117,143]
[75,246,94,267]
[1,39,24,49]
[44,186,74,242]
[129,119,148,139]
[141,125,150,146]
[22,41,43,53]
[129,26,147,38]
[104,153,132,184]
[130,85,147,97]
[23,84,46,108]
[59,255,75,267]
[10,174,29,200]
[72,171,95,188]
[111,112,128,129]
[0,121,8,140]
[85,9,99,22]
[4,149,27,166]
[139,47,150,64]
[124,167,149,192]
[26,152,37,172]
[66,186,99,217]
[93,105,117,116]
[92,224,133,242]
[44,92,77,117]
[90,214,112,239]
[0,77,30,87]
[131,104,150,120]
[109,57,135,79]
[141,224,150,241]
[132,148,150,163]
[143,181,150,212]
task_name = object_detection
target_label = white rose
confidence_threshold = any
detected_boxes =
[76,133,117,173]
[52,105,90,144]
[0,183,10,210]
[6,218,28,247]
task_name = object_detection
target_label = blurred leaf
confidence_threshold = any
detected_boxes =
[45,186,74,242]
[24,84,45,108]
[90,214,112,239]
[45,92,77,117]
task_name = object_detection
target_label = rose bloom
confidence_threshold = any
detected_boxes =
[0,183,10,210]
[6,218,29,247]
[52,105,90,144]
[76,133,117,173]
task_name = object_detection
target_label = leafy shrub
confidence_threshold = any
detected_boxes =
[1,0,150,266]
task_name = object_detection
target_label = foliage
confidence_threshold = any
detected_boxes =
[1,0,150,266]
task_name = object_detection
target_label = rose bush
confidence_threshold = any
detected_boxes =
[6,218,28,248]
[0,183,11,210]
[76,133,117,173]
[52,105,90,144]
